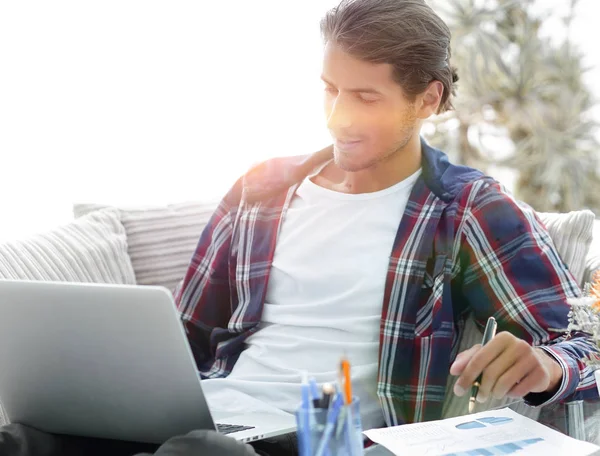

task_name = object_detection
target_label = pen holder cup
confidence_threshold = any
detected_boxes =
[295,397,364,456]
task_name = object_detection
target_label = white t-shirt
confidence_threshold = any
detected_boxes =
[201,167,421,431]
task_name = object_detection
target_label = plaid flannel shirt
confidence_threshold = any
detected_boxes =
[175,140,599,426]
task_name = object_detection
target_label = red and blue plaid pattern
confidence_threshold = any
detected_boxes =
[175,140,599,426]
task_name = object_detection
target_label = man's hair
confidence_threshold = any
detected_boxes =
[320,0,459,113]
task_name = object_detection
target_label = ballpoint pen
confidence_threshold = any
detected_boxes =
[320,383,335,409]
[309,377,321,408]
[469,316,498,413]
[314,392,344,456]
[340,357,360,455]
[300,372,312,456]
[341,357,352,405]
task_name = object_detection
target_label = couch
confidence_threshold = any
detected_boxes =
[0,200,599,432]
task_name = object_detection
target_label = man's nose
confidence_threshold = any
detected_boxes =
[326,96,353,132]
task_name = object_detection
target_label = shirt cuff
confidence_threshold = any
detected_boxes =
[523,345,580,407]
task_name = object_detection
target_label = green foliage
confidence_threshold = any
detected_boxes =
[425,0,599,212]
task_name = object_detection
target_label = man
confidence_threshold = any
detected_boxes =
[1,0,598,455]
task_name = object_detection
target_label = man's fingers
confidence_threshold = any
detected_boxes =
[475,342,525,402]
[477,339,534,402]
[452,332,555,401]
[487,350,537,401]
[506,372,539,399]
[506,364,549,398]
[453,332,513,396]
[450,344,481,376]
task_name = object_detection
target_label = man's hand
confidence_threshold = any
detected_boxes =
[450,331,563,403]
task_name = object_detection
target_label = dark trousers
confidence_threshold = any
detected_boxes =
[0,423,298,456]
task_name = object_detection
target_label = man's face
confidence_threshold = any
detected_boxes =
[322,41,419,172]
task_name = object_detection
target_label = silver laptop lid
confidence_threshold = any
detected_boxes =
[0,279,216,443]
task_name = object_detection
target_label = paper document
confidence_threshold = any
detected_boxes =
[363,407,600,456]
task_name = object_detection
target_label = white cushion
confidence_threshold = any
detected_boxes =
[73,201,218,292]
[0,209,135,284]
[537,210,595,286]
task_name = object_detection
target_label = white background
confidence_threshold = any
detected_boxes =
[0,0,598,241]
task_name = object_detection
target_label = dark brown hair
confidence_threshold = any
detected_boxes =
[320,0,459,113]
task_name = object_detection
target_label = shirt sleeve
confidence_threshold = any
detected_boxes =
[456,179,599,405]
[174,179,242,374]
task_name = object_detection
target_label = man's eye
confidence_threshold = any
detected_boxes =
[324,86,338,94]
[359,94,378,104]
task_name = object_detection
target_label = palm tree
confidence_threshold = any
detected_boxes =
[426,0,599,213]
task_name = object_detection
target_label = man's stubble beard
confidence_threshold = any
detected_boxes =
[335,124,415,173]
[335,103,419,173]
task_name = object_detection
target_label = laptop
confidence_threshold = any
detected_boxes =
[0,279,297,444]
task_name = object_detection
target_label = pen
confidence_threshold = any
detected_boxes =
[300,372,312,456]
[340,359,359,455]
[309,377,321,408]
[320,383,335,409]
[469,316,498,413]
[314,392,344,456]
[341,357,353,405]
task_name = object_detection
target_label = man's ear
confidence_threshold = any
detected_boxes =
[416,80,444,119]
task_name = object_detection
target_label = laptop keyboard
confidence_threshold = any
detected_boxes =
[216,423,256,435]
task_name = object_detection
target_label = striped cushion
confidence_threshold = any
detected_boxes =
[0,208,136,425]
[0,209,135,284]
[537,210,595,287]
[73,201,218,292]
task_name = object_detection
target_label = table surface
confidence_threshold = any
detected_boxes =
[364,399,600,455]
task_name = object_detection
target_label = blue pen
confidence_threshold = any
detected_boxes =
[300,372,312,456]
[314,392,344,456]
[344,406,358,455]
[309,377,320,407]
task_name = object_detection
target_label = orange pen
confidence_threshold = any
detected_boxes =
[341,357,352,404]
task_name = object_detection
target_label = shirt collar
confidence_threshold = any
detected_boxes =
[242,138,483,204]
